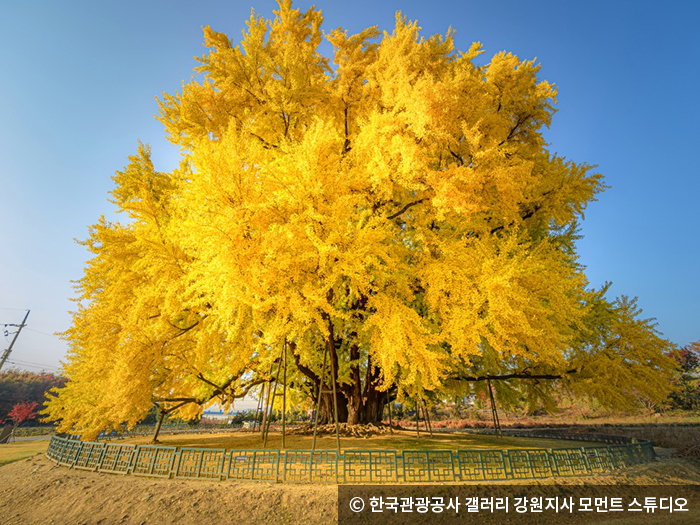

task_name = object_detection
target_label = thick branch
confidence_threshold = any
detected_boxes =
[161,400,190,414]
[342,103,351,154]
[489,202,544,235]
[233,377,268,398]
[153,397,197,403]
[250,132,278,150]
[452,369,578,382]
[167,317,205,341]
[498,113,531,146]
[196,373,225,394]
[387,198,427,220]
[289,341,321,385]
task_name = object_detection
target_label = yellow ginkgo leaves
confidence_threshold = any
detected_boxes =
[44,2,675,434]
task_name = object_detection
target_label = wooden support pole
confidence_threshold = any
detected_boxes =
[0,310,30,372]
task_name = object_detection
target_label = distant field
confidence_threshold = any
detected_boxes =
[0,438,49,466]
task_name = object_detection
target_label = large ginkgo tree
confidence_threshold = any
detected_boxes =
[45,1,675,438]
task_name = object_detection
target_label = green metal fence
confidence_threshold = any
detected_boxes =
[46,431,655,483]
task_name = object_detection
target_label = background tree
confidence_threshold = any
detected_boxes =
[0,370,65,422]
[44,1,676,437]
[667,341,700,411]
[5,401,39,429]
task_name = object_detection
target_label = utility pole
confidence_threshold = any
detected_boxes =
[0,309,30,371]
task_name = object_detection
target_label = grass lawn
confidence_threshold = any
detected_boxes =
[124,429,595,451]
[0,438,50,467]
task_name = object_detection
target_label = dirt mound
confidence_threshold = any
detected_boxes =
[289,422,394,438]
[3,452,700,523]
[0,455,337,524]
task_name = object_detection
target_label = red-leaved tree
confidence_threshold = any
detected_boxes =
[667,341,700,411]
[6,401,39,429]
[0,371,66,421]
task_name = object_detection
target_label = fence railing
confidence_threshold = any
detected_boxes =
[46,431,655,484]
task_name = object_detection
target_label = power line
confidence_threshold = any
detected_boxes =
[7,358,60,369]
[6,360,59,371]
[7,359,58,368]
[24,328,58,337]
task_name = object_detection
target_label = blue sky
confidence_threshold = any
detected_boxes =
[1,0,698,374]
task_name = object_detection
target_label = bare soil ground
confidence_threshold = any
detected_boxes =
[0,454,337,524]
[2,441,700,524]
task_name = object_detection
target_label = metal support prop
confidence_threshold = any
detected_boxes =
[261,366,277,445]
[415,400,421,438]
[329,344,341,454]
[311,346,328,451]
[487,378,502,436]
[252,382,266,433]
[262,343,288,448]
[281,339,287,450]
[422,401,433,436]
[257,362,276,433]
[311,344,341,453]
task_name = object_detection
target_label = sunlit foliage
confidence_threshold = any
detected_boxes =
[44,1,675,437]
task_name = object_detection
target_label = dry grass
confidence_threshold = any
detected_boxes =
[123,428,593,451]
[575,425,700,457]
[417,413,700,430]
[0,438,49,466]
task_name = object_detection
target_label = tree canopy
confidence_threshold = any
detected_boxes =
[44,1,676,438]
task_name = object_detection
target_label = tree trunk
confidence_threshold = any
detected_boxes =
[152,409,165,443]
[362,387,388,424]
[319,384,387,424]
[289,332,389,425]
[317,391,348,424]
[317,342,389,425]
[343,358,388,424]
[345,341,363,424]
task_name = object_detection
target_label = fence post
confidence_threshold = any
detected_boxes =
[70,442,83,469]
[127,445,139,474]
[170,449,180,479]
[581,447,592,474]
[94,443,107,472]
